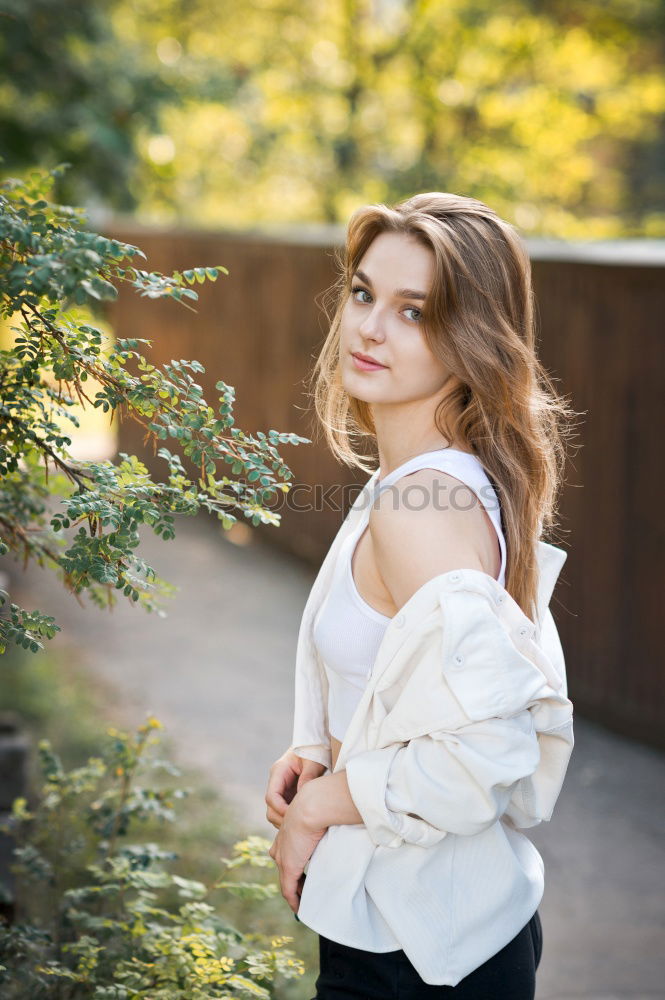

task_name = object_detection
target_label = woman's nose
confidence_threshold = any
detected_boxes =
[359,305,386,342]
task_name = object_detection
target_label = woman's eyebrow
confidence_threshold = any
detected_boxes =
[354,269,427,301]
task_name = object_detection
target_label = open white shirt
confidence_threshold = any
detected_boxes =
[290,471,574,986]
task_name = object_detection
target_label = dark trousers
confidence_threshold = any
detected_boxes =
[312,910,543,1000]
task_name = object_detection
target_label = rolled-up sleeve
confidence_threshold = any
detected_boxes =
[290,743,331,770]
[345,710,540,848]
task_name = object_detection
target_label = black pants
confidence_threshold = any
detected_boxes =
[312,910,543,1000]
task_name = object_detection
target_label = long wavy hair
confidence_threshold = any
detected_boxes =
[309,191,579,620]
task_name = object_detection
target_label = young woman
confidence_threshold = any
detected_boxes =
[265,192,576,998]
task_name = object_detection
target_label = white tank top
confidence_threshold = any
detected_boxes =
[312,448,507,742]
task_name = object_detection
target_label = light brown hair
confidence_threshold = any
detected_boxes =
[310,191,579,620]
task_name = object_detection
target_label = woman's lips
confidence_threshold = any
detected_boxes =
[351,353,388,372]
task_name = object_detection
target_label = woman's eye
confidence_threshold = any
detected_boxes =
[351,285,372,304]
[403,306,422,322]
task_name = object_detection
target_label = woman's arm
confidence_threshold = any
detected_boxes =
[334,488,574,848]
[295,769,363,826]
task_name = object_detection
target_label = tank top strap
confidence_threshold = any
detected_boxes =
[372,448,507,587]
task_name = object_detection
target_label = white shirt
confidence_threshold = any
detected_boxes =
[289,470,574,986]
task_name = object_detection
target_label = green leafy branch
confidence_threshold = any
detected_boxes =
[0,167,310,652]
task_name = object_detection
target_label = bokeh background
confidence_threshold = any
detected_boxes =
[3,0,665,235]
[1,2,664,998]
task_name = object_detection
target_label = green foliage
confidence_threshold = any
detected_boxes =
[0,717,304,998]
[0,167,309,653]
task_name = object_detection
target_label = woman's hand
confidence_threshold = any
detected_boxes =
[268,783,327,912]
[265,749,326,829]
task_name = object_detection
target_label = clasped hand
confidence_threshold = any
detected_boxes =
[265,750,327,912]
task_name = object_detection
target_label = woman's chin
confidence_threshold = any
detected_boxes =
[344,383,382,404]
[342,371,386,401]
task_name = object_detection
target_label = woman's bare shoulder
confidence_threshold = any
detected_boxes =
[368,468,496,609]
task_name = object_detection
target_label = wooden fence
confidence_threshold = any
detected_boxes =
[107,224,665,749]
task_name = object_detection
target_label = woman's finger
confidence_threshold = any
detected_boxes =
[266,804,283,829]
[266,758,300,807]
[280,867,302,913]
[271,839,300,911]
[265,786,289,817]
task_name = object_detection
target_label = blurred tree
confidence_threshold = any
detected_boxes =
[2,0,664,235]
[0,0,164,209]
[0,0,237,211]
[123,0,665,235]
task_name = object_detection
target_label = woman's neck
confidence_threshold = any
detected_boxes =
[372,400,467,478]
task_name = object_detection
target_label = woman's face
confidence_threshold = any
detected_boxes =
[339,231,454,408]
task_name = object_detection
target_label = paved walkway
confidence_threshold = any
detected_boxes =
[9,513,665,999]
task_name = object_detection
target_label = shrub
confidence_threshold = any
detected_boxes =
[0,716,304,998]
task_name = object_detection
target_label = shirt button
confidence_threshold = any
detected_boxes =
[450,572,461,583]
[453,653,464,668]
[394,613,406,628]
